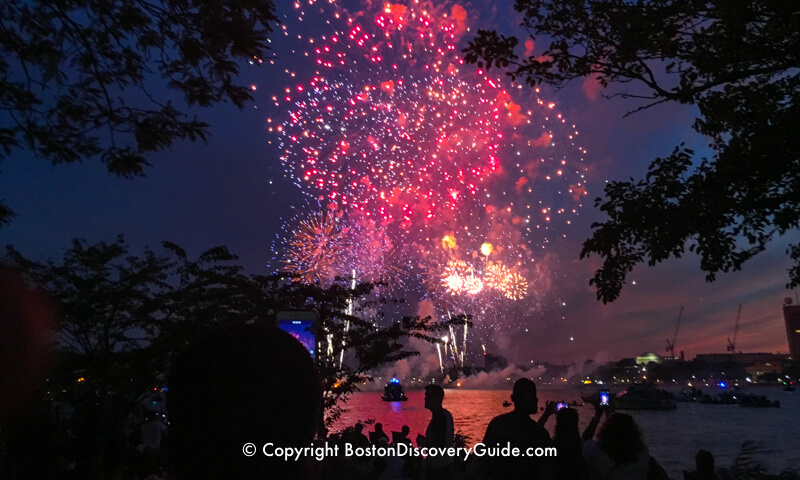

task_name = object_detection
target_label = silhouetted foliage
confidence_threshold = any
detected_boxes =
[3,236,461,477]
[6,237,205,479]
[464,0,800,302]
[0,0,278,224]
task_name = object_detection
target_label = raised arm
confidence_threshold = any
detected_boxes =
[582,404,605,442]
[537,400,557,426]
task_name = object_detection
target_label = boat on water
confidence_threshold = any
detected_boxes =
[738,393,780,408]
[784,382,796,392]
[381,378,408,402]
[673,387,703,402]
[697,391,738,405]
[613,383,676,410]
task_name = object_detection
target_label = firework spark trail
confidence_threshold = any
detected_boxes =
[485,262,528,301]
[268,1,587,237]
[281,207,408,289]
[282,210,348,284]
[267,0,591,359]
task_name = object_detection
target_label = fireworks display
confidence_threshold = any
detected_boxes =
[282,210,348,284]
[485,262,528,301]
[281,206,406,289]
[442,259,483,295]
[266,0,591,359]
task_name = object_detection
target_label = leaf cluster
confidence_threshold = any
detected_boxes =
[464,0,800,301]
[0,0,278,223]
[3,235,459,445]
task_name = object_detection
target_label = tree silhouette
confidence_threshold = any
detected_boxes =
[0,0,277,225]
[464,0,800,302]
[3,236,461,477]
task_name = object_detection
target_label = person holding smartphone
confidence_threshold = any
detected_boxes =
[537,400,606,480]
[576,390,612,446]
[553,407,589,480]
[582,412,651,480]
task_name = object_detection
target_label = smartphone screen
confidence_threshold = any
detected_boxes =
[599,390,610,406]
[556,403,569,411]
[277,311,318,359]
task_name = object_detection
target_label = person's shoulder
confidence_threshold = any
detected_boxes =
[491,411,516,423]
[528,417,551,441]
[431,408,449,421]
[444,409,454,427]
[483,412,511,436]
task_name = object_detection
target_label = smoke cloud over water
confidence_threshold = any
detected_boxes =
[454,364,546,389]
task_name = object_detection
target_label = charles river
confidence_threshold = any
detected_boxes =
[336,386,800,478]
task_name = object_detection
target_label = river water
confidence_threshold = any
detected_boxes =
[335,386,800,478]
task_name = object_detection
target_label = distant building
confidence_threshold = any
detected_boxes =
[636,352,664,365]
[745,361,783,378]
[784,301,800,359]
[695,352,789,364]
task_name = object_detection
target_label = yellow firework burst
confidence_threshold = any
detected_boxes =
[283,212,347,283]
[499,271,528,300]
[442,259,484,295]
[485,262,528,300]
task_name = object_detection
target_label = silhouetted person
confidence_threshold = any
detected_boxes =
[583,413,649,480]
[552,407,589,480]
[392,425,412,447]
[416,384,454,480]
[370,422,390,445]
[538,399,608,480]
[344,423,373,479]
[477,378,553,480]
[350,422,371,448]
[684,449,720,480]
[166,322,320,480]
[648,456,670,480]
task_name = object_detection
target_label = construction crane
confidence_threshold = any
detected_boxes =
[665,306,684,359]
[727,304,742,352]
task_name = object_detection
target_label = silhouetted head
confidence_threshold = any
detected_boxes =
[424,384,445,411]
[597,413,645,465]
[374,423,383,433]
[554,407,580,442]
[167,322,319,480]
[355,422,364,433]
[695,449,715,474]
[511,378,538,415]
[401,425,410,436]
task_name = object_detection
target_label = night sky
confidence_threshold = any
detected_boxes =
[1,0,795,365]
